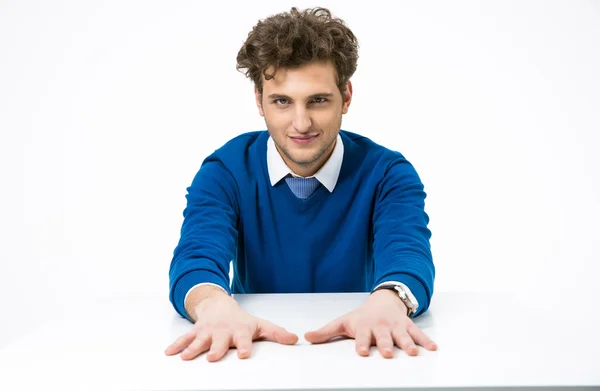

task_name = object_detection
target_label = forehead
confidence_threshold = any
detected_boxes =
[262,61,338,96]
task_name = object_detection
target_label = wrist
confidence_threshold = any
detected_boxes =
[369,289,409,316]
[185,285,232,322]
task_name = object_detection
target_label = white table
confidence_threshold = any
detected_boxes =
[0,291,598,391]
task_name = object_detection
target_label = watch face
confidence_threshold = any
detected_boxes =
[394,286,416,310]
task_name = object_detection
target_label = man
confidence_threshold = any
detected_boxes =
[165,7,437,362]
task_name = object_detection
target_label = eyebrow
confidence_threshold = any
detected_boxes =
[267,92,334,100]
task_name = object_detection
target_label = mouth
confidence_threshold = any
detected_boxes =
[290,134,319,145]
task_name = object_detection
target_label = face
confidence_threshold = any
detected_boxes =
[255,60,353,177]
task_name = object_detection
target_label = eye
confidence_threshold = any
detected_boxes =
[312,97,328,104]
[273,98,288,105]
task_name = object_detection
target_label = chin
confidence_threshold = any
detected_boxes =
[288,152,318,166]
[290,157,317,167]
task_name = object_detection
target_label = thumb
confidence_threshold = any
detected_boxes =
[304,319,346,344]
[257,321,299,345]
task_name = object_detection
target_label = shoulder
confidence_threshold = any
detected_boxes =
[196,131,267,190]
[202,130,267,165]
[190,132,266,204]
[341,130,424,192]
[341,130,408,166]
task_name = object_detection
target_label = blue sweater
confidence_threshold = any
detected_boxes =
[169,130,434,320]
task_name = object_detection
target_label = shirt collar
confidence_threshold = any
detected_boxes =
[267,133,344,193]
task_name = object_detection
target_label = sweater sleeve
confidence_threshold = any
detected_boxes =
[168,157,239,321]
[371,157,435,317]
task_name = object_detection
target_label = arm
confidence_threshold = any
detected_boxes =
[302,155,437,355]
[371,157,435,317]
[165,159,300,360]
[168,157,240,322]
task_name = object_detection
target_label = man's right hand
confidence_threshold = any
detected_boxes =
[164,291,298,362]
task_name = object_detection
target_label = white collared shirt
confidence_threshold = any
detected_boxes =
[184,132,419,317]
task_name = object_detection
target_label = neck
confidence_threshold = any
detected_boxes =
[281,138,336,177]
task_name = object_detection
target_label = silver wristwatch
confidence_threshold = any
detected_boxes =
[372,283,419,317]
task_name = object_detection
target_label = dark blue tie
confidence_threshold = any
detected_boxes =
[284,175,320,199]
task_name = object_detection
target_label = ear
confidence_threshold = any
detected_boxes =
[255,86,265,117]
[341,81,353,114]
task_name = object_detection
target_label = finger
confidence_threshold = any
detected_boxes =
[392,328,419,356]
[258,321,299,345]
[207,331,232,362]
[407,323,438,351]
[232,330,253,359]
[180,334,211,360]
[304,319,345,344]
[354,327,372,357]
[372,326,395,359]
[165,331,196,355]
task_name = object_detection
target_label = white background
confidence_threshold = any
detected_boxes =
[1,0,599,348]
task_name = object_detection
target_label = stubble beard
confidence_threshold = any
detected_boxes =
[268,116,342,169]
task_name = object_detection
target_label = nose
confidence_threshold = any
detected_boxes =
[292,108,312,133]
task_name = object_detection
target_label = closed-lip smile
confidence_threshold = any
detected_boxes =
[290,134,319,144]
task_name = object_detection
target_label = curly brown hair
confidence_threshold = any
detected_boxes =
[236,7,359,98]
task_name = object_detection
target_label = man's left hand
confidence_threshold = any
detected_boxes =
[304,289,438,358]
